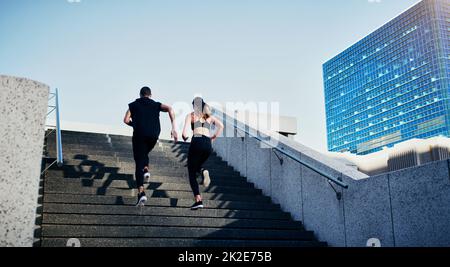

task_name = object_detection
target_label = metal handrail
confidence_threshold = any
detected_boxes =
[55,88,63,166]
[41,88,63,175]
[219,111,349,189]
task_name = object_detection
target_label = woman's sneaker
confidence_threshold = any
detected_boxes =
[191,201,204,210]
[202,169,211,188]
[136,191,147,207]
[143,168,151,182]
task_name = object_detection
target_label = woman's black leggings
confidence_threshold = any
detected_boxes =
[187,136,212,196]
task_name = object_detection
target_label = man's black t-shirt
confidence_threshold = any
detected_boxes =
[128,97,163,138]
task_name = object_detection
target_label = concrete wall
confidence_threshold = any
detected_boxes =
[0,75,49,247]
[212,109,450,247]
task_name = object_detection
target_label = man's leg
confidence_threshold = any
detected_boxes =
[132,135,146,191]
[142,137,158,179]
[132,135,149,206]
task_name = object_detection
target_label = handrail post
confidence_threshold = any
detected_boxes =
[41,88,64,175]
[55,88,63,167]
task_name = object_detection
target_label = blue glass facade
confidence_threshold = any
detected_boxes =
[323,0,450,155]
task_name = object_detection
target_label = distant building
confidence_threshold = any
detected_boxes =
[323,0,449,155]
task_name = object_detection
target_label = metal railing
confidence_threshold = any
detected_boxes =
[216,110,349,190]
[234,124,349,189]
[41,88,63,174]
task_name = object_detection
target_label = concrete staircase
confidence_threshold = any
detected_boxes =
[36,130,326,247]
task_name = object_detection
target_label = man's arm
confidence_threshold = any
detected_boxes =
[161,103,178,142]
[123,109,133,127]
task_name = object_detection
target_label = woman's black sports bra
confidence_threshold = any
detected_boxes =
[191,113,212,131]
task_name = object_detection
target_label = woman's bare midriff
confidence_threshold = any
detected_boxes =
[193,128,211,137]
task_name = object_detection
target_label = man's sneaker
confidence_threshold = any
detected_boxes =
[136,191,147,207]
[202,169,211,188]
[143,168,151,182]
[191,201,204,210]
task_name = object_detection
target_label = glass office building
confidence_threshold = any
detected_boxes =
[323,0,449,155]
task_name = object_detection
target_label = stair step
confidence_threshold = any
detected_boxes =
[51,164,238,176]
[55,142,190,150]
[45,170,132,180]
[45,173,252,187]
[45,179,261,194]
[42,214,303,230]
[43,203,291,220]
[53,132,183,143]
[52,141,190,152]
[53,132,103,139]
[49,146,190,156]
[118,167,238,177]
[53,153,224,165]
[57,145,186,153]
[52,150,183,160]
[55,158,229,169]
[43,185,272,203]
[41,225,314,240]
[41,238,326,247]
[52,131,188,147]
[48,169,247,183]
[53,136,108,143]
[43,193,281,211]
[108,134,188,145]
[46,156,230,169]
[118,159,229,168]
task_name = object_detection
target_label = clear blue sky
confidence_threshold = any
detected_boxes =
[0,0,419,152]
